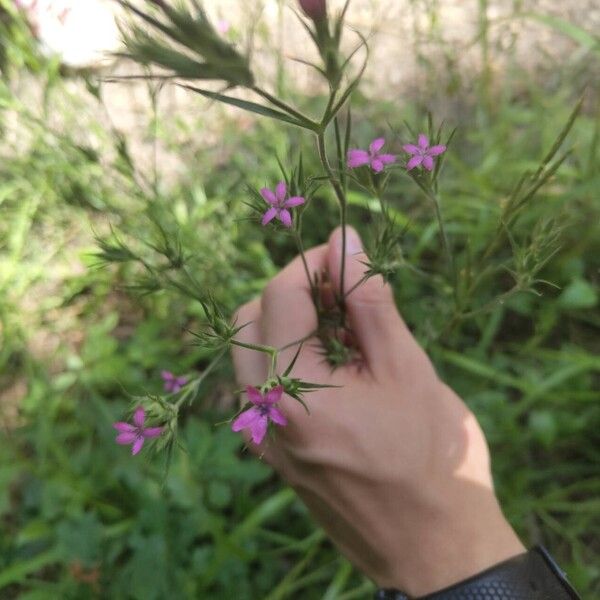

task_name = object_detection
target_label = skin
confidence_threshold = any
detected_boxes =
[231,226,525,597]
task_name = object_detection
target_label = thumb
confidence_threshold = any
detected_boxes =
[327,226,417,376]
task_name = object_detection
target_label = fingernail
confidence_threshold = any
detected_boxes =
[344,227,363,255]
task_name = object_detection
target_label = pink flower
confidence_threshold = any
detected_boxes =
[298,0,326,21]
[403,134,446,171]
[231,385,288,445]
[347,138,396,173]
[161,370,187,393]
[260,181,305,228]
[113,407,163,455]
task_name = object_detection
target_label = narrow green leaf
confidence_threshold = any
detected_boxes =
[180,85,304,127]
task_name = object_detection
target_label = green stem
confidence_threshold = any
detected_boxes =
[432,195,454,279]
[278,329,318,352]
[414,180,459,307]
[230,339,279,378]
[317,130,348,299]
[320,87,339,129]
[343,274,369,300]
[293,229,316,299]
[174,347,227,409]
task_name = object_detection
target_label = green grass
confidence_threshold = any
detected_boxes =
[1,2,599,598]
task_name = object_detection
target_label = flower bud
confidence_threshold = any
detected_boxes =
[298,0,326,21]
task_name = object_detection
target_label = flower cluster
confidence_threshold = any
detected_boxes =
[111,0,452,458]
[347,135,446,174]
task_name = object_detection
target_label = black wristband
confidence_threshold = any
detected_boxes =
[375,546,581,599]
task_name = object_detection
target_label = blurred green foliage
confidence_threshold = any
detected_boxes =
[1,2,599,598]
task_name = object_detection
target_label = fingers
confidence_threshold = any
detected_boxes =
[260,244,328,366]
[231,298,267,387]
[327,226,418,376]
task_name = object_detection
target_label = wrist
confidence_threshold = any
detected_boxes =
[381,493,525,597]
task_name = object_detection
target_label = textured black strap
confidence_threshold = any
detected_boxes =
[375,546,580,599]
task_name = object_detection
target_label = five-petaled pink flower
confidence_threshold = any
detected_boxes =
[231,385,287,445]
[113,407,163,455]
[260,181,305,228]
[161,370,187,393]
[347,138,396,173]
[403,134,446,171]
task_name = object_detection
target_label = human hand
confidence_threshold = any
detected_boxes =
[231,227,524,596]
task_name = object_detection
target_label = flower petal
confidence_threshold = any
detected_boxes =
[164,381,175,392]
[278,209,292,228]
[422,155,434,171]
[133,407,145,428]
[246,386,264,405]
[347,149,370,168]
[161,370,174,381]
[284,196,305,208]
[249,415,268,445]
[232,407,262,432]
[268,406,288,427]
[113,422,135,433]
[131,436,145,455]
[369,137,386,153]
[260,187,277,205]
[176,377,188,387]
[276,181,287,202]
[264,385,284,404]
[428,144,446,156]
[378,153,396,165]
[418,133,429,149]
[371,158,384,173]
[406,155,424,170]
[143,427,163,438]
[402,144,420,154]
[116,432,137,445]
[261,207,278,226]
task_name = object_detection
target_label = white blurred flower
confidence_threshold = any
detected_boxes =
[15,0,120,69]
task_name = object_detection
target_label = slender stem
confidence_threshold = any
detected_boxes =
[230,339,278,378]
[412,177,459,307]
[317,131,348,298]
[230,339,277,356]
[432,194,459,305]
[174,347,227,409]
[293,229,315,298]
[343,274,369,300]
[431,197,452,272]
[320,87,338,128]
[278,329,318,352]
[458,285,521,319]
